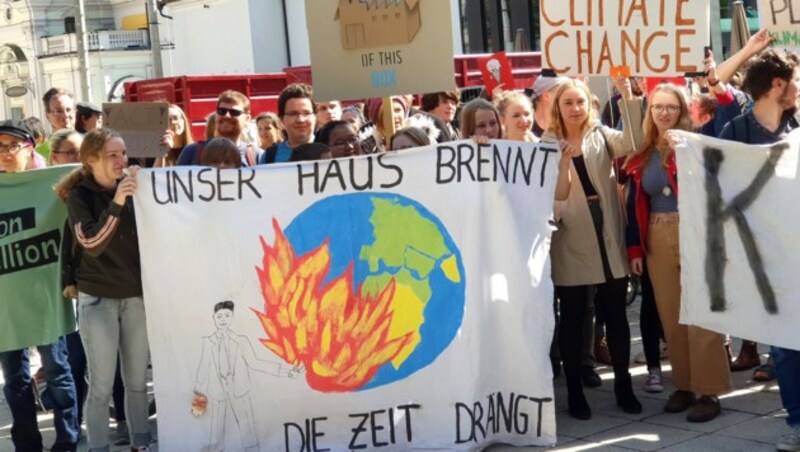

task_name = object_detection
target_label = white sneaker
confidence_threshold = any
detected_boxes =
[777,424,800,451]
[643,368,664,393]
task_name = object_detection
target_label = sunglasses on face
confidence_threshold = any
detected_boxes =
[216,107,244,118]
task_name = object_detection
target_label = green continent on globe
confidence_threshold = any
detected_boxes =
[359,197,462,368]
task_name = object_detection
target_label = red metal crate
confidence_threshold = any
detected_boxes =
[124,53,544,138]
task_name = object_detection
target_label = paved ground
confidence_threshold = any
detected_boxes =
[0,302,787,451]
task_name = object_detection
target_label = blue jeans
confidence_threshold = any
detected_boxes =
[0,337,79,451]
[78,293,151,452]
[772,346,800,426]
[65,331,87,426]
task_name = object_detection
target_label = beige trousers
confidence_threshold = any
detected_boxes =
[646,213,732,396]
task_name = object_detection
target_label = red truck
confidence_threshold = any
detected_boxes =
[124,53,543,139]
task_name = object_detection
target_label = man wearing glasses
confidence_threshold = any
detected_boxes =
[36,88,76,162]
[178,90,263,167]
[260,84,317,164]
[43,88,76,132]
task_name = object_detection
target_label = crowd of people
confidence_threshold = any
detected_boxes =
[0,28,799,452]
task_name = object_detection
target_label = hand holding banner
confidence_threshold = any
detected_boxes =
[676,129,800,350]
[135,141,560,450]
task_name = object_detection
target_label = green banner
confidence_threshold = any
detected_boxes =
[0,166,77,352]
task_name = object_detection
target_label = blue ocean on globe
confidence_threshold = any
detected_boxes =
[284,192,466,390]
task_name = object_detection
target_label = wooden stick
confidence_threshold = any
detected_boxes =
[381,96,397,147]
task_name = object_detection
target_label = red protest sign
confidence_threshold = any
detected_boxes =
[478,51,515,96]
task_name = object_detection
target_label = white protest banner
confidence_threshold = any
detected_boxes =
[103,102,168,159]
[135,140,559,451]
[676,129,800,350]
[758,0,800,49]
[304,0,455,102]
[540,0,709,76]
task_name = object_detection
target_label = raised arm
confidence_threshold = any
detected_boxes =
[602,77,645,157]
[716,29,774,86]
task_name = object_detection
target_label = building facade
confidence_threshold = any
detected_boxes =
[0,0,153,122]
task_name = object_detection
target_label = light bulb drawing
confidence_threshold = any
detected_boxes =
[486,59,502,82]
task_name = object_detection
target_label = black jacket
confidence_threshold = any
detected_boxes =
[67,176,142,298]
[60,220,80,290]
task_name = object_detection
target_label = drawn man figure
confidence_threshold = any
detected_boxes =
[194,301,283,452]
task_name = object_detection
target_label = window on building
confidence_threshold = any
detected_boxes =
[461,0,539,54]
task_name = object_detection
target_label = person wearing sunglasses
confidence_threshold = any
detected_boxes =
[0,119,80,452]
[260,84,317,164]
[178,90,263,167]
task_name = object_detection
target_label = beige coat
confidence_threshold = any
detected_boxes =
[542,99,644,287]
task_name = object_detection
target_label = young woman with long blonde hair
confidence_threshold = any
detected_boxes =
[542,77,644,420]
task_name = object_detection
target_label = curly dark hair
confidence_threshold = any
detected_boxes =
[742,50,799,101]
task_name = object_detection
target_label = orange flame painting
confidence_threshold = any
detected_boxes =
[253,219,414,392]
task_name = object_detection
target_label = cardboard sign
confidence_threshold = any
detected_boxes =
[103,102,169,159]
[478,51,515,95]
[676,129,800,350]
[758,0,800,49]
[134,140,560,450]
[540,0,710,76]
[305,0,455,102]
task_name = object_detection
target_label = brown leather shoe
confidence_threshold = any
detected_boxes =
[594,335,613,366]
[664,390,696,413]
[730,340,760,371]
[686,396,721,422]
